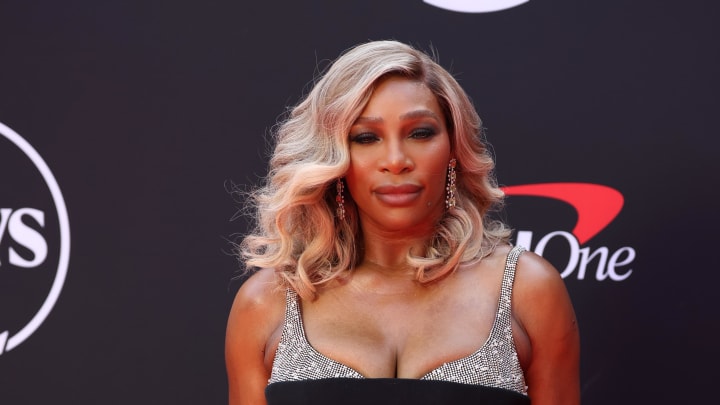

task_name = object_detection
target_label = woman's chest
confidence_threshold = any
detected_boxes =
[299,278,504,378]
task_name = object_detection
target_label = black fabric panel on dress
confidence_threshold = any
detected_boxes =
[266,378,531,405]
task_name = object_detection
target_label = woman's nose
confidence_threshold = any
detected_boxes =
[380,140,414,174]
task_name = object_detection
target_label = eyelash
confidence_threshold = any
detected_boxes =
[349,127,437,144]
[410,127,437,139]
[349,133,379,144]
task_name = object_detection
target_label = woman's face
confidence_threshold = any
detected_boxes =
[345,76,452,235]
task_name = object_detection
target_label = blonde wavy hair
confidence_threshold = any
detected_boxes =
[238,40,510,300]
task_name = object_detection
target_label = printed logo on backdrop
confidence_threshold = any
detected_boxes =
[424,0,529,13]
[503,183,635,282]
[0,121,70,355]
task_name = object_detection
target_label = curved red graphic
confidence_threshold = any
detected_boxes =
[501,183,624,244]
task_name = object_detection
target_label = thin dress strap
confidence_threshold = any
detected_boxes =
[422,245,527,394]
[268,289,363,383]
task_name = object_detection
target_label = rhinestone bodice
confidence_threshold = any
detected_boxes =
[268,246,528,396]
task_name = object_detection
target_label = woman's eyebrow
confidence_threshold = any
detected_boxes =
[353,116,383,125]
[353,109,440,125]
[400,109,440,121]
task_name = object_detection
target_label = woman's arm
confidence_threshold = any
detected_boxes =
[226,268,285,405]
[514,252,581,405]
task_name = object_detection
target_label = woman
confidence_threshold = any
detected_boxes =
[226,40,580,405]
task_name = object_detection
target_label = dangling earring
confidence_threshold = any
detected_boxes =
[445,159,457,210]
[336,178,346,220]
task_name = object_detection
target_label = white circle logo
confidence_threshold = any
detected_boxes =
[424,0,530,13]
[0,121,70,355]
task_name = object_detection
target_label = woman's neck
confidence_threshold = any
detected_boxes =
[357,224,434,278]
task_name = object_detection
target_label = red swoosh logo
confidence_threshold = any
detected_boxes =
[501,183,624,244]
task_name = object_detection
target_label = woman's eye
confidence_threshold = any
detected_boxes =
[350,133,379,144]
[410,127,437,139]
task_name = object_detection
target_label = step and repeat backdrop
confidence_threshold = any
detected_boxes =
[1,0,717,404]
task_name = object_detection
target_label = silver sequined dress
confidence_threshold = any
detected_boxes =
[266,246,529,404]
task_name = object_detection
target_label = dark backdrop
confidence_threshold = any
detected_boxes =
[1,1,718,403]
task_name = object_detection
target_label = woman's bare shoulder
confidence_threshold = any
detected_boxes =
[229,268,286,319]
[512,250,581,403]
[226,268,287,348]
[511,248,578,340]
[225,268,287,372]
[226,270,288,404]
[514,249,567,292]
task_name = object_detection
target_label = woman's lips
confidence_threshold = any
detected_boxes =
[373,184,423,206]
